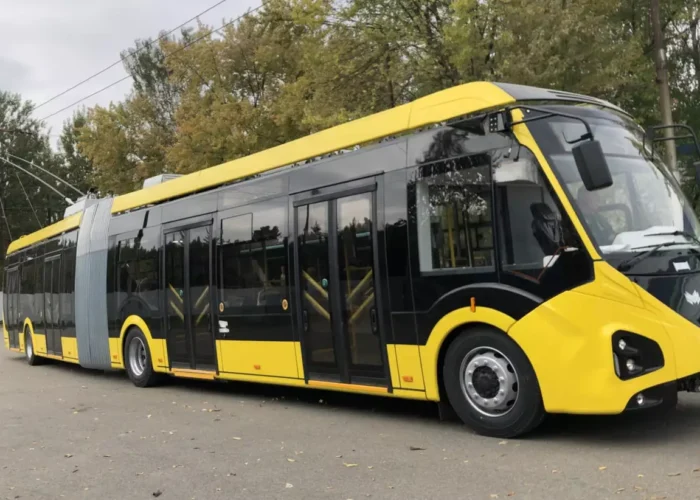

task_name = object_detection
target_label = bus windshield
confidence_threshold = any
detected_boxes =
[528,107,700,256]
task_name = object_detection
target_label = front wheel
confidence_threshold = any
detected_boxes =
[124,328,162,388]
[443,328,545,438]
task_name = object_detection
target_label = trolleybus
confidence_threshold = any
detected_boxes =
[5,81,700,437]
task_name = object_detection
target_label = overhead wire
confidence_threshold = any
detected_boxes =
[32,0,232,113]
[0,194,12,242]
[1,157,74,205]
[15,173,43,229]
[7,153,85,196]
[39,1,268,123]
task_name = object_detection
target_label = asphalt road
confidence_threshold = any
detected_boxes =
[2,351,700,500]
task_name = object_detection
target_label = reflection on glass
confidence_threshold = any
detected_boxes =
[297,202,336,366]
[220,207,287,314]
[189,226,214,366]
[165,231,188,364]
[415,156,494,271]
[533,112,700,254]
[336,193,382,368]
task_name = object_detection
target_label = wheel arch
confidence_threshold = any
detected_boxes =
[420,307,517,401]
[22,318,36,353]
[118,315,166,371]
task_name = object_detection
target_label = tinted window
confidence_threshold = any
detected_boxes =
[21,254,35,320]
[117,230,160,311]
[413,154,494,272]
[220,203,287,314]
[61,247,76,335]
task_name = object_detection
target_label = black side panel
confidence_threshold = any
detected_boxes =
[414,284,542,345]
[289,140,407,194]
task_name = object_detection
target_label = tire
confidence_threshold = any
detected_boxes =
[124,328,161,388]
[443,327,545,438]
[24,330,43,366]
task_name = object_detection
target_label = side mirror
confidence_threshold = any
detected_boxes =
[572,140,612,191]
[694,161,700,187]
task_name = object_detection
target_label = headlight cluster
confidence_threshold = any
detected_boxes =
[612,331,664,380]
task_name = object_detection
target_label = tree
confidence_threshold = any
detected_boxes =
[0,91,66,264]
[57,111,95,195]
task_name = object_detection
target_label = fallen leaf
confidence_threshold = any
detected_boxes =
[409,446,425,451]
[667,472,681,477]
[147,415,152,419]
[232,437,241,441]
[343,463,358,468]
[287,458,295,463]
[552,469,559,474]
[285,483,293,489]
[367,466,374,469]
[615,488,625,494]
[598,466,607,471]
[64,454,72,458]
[152,491,162,498]
[498,441,508,445]
[490,495,499,499]
[638,474,644,478]
[633,486,644,492]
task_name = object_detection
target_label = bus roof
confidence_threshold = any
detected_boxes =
[110,81,517,215]
[6,213,81,256]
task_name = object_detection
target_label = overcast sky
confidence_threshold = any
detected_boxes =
[0,0,261,145]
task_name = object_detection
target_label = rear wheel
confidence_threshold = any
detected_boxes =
[124,328,161,388]
[24,330,43,366]
[443,327,545,438]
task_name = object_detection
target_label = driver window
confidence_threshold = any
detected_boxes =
[568,174,638,246]
[494,148,577,269]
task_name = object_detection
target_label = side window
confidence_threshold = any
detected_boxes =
[220,214,253,310]
[414,154,494,272]
[220,203,287,314]
[117,238,137,294]
[117,231,160,310]
[494,148,578,269]
[21,256,35,319]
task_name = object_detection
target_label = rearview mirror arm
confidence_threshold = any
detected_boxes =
[644,124,700,160]
[499,105,596,144]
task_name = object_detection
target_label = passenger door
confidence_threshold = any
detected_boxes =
[164,222,217,371]
[294,178,388,385]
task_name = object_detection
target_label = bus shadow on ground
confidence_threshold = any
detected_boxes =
[18,355,700,444]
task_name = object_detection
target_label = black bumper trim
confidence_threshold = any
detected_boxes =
[623,381,676,411]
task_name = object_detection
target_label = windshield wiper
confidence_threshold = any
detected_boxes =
[617,241,682,272]
[645,230,700,246]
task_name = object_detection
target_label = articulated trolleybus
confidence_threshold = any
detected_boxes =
[6,82,700,437]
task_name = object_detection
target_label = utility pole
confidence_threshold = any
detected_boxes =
[651,0,679,179]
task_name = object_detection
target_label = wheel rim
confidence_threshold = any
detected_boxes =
[128,337,148,377]
[460,347,519,418]
[25,336,32,359]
